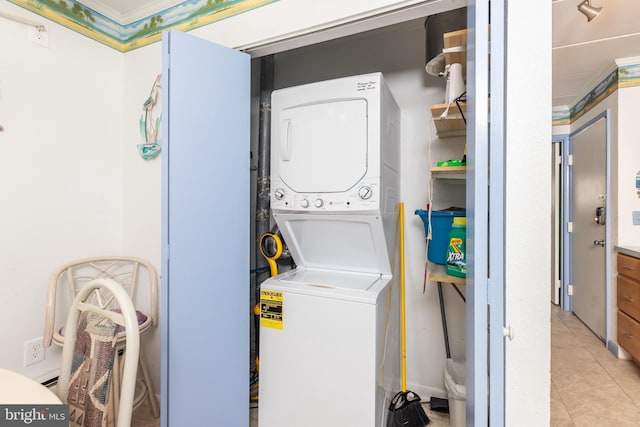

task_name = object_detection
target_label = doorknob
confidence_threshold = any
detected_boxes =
[593,240,605,247]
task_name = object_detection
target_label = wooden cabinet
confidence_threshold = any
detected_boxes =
[617,253,640,363]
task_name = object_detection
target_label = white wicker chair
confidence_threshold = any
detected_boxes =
[44,257,160,422]
[58,278,139,427]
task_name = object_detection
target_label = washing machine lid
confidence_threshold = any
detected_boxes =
[261,267,392,305]
[274,212,392,275]
[265,267,391,304]
[280,268,382,291]
[277,99,368,193]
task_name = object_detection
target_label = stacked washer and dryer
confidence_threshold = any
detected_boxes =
[258,72,402,426]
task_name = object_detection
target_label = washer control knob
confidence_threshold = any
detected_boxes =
[314,198,324,208]
[300,199,310,208]
[358,186,373,200]
[274,188,285,200]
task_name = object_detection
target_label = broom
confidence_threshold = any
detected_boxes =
[387,202,430,427]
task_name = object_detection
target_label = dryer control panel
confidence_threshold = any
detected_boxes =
[271,177,381,212]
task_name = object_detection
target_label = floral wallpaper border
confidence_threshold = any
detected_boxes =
[8,0,278,52]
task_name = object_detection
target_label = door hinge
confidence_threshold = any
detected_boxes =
[567,221,573,233]
[568,154,573,166]
[568,284,574,296]
[557,154,562,165]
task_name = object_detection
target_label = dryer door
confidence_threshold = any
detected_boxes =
[278,99,368,193]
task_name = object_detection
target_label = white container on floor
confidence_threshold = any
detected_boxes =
[444,358,466,427]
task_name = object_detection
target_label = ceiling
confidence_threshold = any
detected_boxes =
[80,0,640,108]
[552,0,640,107]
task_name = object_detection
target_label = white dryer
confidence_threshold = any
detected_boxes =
[259,73,401,427]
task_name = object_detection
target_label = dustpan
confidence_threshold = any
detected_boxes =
[387,202,430,427]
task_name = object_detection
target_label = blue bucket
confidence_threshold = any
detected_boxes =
[415,209,466,265]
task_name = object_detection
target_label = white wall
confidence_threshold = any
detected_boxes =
[189,0,466,51]
[0,2,124,381]
[615,84,640,247]
[122,42,164,393]
[504,0,551,424]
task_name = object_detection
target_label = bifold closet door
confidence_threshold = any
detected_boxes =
[161,30,250,427]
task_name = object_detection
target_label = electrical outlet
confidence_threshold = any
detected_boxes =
[28,26,49,47]
[24,337,45,366]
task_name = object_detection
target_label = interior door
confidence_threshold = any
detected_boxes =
[161,30,250,426]
[570,117,607,340]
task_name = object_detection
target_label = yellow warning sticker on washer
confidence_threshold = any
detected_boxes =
[260,290,283,330]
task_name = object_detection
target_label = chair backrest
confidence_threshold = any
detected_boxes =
[44,256,158,347]
[57,278,139,427]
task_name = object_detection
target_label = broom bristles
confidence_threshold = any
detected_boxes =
[387,390,430,427]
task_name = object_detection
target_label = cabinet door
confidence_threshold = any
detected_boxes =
[161,30,250,427]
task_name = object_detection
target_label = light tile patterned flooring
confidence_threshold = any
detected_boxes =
[551,304,640,426]
[135,304,640,426]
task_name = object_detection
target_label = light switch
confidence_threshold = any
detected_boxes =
[633,211,640,225]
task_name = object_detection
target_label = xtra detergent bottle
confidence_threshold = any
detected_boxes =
[446,217,466,278]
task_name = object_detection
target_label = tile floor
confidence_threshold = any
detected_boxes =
[551,304,640,426]
[135,304,640,426]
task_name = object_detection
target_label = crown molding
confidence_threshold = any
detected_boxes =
[79,0,187,25]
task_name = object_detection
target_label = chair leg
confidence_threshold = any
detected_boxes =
[138,346,160,417]
[107,380,116,427]
[107,399,115,427]
[112,347,123,426]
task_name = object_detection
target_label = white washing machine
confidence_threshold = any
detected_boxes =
[259,73,401,427]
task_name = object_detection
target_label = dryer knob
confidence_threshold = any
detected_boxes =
[300,199,310,208]
[358,186,373,200]
[314,198,324,208]
[274,188,285,200]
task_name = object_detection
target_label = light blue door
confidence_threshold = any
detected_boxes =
[467,2,492,425]
[161,30,250,426]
